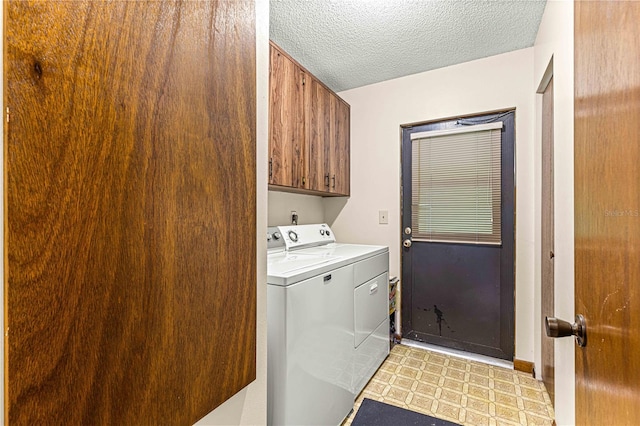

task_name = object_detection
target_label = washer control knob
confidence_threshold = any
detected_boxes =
[288,230,299,242]
[267,233,272,241]
[326,230,331,237]
[273,232,282,240]
[320,229,325,235]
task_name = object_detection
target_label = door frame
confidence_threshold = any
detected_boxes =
[399,108,517,360]
[537,58,555,402]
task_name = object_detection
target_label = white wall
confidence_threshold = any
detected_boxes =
[268,191,325,226]
[532,1,574,425]
[324,48,537,362]
[196,0,269,424]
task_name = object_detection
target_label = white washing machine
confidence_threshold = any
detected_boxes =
[267,224,389,426]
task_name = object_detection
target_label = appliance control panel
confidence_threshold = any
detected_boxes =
[276,223,336,250]
[267,226,285,250]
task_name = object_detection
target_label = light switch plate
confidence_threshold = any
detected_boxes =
[379,210,389,224]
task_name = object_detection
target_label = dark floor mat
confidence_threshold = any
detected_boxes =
[351,398,461,426]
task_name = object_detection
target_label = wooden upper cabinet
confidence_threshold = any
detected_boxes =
[307,77,332,192]
[269,41,350,196]
[269,44,306,188]
[330,95,350,195]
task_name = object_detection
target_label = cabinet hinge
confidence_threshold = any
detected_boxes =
[6,107,9,123]
[269,157,273,181]
[302,76,306,86]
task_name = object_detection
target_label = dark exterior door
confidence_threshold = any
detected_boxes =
[401,111,515,360]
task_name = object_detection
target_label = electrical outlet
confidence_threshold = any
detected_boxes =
[291,211,298,225]
[379,210,389,224]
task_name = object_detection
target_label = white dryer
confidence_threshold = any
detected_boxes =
[267,224,389,426]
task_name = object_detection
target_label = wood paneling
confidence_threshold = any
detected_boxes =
[575,2,640,424]
[541,77,555,403]
[5,1,256,424]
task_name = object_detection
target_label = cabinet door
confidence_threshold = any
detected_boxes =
[269,45,306,188]
[306,77,332,192]
[329,96,350,195]
[6,1,256,424]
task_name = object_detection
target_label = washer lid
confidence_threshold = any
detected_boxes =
[300,243,388,262]
[267,251,345,286]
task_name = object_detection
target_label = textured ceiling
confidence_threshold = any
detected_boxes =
[270,0,547,92]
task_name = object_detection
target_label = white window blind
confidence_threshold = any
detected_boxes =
[411,122,503,245]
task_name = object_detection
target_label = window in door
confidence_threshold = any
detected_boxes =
[411,123,502,245]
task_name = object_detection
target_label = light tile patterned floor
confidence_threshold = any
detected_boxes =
[344,344,555,426]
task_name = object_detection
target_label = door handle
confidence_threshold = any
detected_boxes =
[403,239,412,248]
[545,314,587,347]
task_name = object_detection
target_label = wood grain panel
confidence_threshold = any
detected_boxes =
[330,96,350,195]
[575,2,640,424]
[5,1,256,424]
[269,43,305,188]
[513,359,535,375]
[541,77,555,402]
[307,77,332,192]
[327,94,336,192]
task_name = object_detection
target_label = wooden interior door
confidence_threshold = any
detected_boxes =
[5,1,256,424]
[574,1,640,424]
[541,76,555,402]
